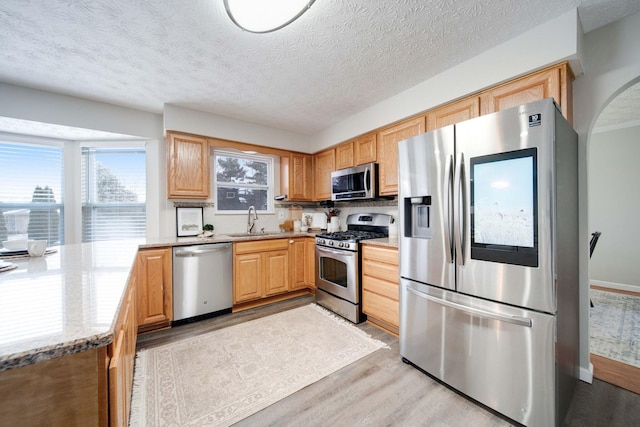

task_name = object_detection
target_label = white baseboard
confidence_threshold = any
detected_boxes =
[590,280,640,294]
[579,363,594,383]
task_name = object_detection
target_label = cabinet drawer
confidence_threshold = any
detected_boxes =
[362,245,398,265]
[363,290,399,327]
[234,239,289,254]
[362,259,398,284]
[362,275,398,301]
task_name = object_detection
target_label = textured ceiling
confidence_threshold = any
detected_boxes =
[1,0,640,139]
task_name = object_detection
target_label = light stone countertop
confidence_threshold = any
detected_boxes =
[0,232,318,372]
[362,237,399,248]
[0,239,141,372]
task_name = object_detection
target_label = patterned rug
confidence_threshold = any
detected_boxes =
[129,304,387,426]
[590,289,640,368]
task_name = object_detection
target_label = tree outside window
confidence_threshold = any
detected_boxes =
[214,151,272,212]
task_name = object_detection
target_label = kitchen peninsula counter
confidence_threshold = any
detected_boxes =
[0,232,316,372]
[0,240,141,372]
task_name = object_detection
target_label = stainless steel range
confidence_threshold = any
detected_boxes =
[315,213,392,323]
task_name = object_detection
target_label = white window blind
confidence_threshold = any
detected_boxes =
[81,147,146,242]
[214,150,273,212]
[0,141,64,245]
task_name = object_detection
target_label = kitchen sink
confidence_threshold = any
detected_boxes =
[222,232,285,237]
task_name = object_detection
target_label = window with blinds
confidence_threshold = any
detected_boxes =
[0,141,64,245]
[81,147,146,242]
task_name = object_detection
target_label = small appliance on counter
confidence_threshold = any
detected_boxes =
[308,212,327,230]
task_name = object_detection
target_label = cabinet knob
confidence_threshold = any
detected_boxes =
[289,240,294,244]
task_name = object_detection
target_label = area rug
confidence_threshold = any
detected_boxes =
[590,289,640,368]
[129,304,387,426]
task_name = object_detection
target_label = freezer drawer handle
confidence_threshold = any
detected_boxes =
[406,286,533,327]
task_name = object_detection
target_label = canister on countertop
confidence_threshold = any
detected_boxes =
[288,205,302,221]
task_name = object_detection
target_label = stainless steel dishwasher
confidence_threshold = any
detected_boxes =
[172,242,233,324]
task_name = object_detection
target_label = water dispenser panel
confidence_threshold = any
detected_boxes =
[404,196,432,239]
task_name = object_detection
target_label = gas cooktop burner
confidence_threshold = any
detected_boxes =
[316,231,386,242]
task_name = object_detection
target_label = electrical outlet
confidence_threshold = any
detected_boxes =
[278,211,285,220]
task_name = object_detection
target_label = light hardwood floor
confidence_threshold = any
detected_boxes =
[137,295,640,426]
[590,285,640,394]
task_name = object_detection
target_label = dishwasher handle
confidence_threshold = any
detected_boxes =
[174,243,232,257]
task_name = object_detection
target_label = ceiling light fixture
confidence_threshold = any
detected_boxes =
[224,0,316,33]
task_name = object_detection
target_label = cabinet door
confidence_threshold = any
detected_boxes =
[377,117,425,196]
[166,132,210,199]
[263,249,289,296]
[335,141,354,170]
[480,66,565,118]
[289,238,307,291]
[314,149,335,201]
[362,245,399,332]
[234,253,262,303]
[426,96,480,130]
[290,153,313,201]
[354,132,377,165]
[136,248,172,332]
[304,237,316,289]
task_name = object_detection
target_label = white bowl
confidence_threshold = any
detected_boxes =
[2,240,28,251]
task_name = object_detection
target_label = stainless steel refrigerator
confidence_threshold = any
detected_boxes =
[398,98,579,427]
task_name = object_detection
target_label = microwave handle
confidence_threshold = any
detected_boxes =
[365,168,371,191]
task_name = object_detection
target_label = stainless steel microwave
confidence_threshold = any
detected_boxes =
[331,162,377,201]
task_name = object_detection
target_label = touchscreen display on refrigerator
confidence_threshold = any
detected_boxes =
[470,148,538,267]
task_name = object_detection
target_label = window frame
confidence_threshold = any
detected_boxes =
[0,134,65,245]
[213,149,275,214]
[79,141,147,243]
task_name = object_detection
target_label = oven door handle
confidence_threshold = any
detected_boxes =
[316,246,356,257]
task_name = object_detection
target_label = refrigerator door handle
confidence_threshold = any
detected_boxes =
[406,286,533,328]
[460,153,468,263]
[454,154,466,265]
[445,154,454,264]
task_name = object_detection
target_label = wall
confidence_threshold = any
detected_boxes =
[573,10,640,382]
[0,83,166,240]
[163,104,313,152]
[312,9,582,149]
[588,125,640,290]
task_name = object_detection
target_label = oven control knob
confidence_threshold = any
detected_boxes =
[317,239,324,244]
[328,241,334,246]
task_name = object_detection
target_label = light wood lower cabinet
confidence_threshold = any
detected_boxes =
[136,247,172,333]
[362,245,399,335]
[305,237,316,289]
[289,238,307,291]
[108,276,137,426]
[233,239,290,304]
[0,274,138,427]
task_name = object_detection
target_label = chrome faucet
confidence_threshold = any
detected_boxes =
[247,206,258,234]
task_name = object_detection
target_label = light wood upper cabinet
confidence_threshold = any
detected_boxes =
[335,141,354,170]
[314,148,335,201]
[136,247,172,333]
[479,63,574,124]
[281,153,313,201]
[427,96,480,131]
[354,132,377,165]
[377,116,426,196]
[166,132,210,199]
